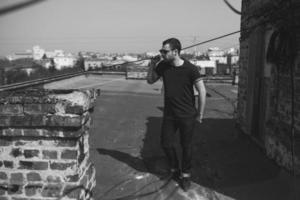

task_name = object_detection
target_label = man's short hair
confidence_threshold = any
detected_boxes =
[163,38,182,54]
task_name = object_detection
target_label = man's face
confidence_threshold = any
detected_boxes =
[160,44,176,62]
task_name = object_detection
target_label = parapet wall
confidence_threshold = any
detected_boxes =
[0,89,98,200]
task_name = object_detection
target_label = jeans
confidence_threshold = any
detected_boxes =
[160,116,196,174]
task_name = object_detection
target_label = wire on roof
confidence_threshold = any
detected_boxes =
[0,0,46,16]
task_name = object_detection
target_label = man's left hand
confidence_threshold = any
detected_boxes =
[196,114,203,123]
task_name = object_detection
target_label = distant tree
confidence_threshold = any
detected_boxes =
[48,65,56,73]
[6,69,28,84]
[47,58,56,72]
[9,58,37,69]
[42,53,47,59]
[0,58,11,69]
[74,57,85,71]
[29,66,50,80]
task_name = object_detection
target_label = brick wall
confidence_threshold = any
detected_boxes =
[0,89,98,200]
[238,0,300,174]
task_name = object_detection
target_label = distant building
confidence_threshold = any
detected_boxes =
[54,50,64,56]
[207,47,225,57]
[230,55,239,65]
[207,47,227,65]
[53,54,76,70]
[210,56,228,64]
[146,52,159,57]
[226,47,239,65]
[45,51,55,58]
[33,45,45,60]
[204,47,240,75]
[6,49,33,61]
[135,60,150,67]
[122,55,138,62]
[190,60,216,75]
[226,47,239,55]
[98,55,113,61]
[84,59,103,71]
[79,51,98,59]
[7,53,33,61]
[35,59,53,69]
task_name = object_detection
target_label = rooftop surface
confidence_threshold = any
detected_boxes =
[45,75,299,200]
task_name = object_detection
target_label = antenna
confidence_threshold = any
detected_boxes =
[193,36,197,56]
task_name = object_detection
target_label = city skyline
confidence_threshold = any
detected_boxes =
[0,0,242,56]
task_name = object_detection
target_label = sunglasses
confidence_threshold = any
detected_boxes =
[159,49,173,54]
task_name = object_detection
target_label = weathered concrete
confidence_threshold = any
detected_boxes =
[87,82,299,200]
[42,73,299,199]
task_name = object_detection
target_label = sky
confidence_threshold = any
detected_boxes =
[0,0,242,56]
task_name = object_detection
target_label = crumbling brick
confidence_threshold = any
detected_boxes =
[0,89,97,199]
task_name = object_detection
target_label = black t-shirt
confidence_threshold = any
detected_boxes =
[155,59,202,118]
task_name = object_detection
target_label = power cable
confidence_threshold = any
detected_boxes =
[0,0,46,16]
[181,30,241,51]
[223,0,241,15]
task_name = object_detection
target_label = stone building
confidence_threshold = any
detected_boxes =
[237,0,300,174]
[84,59,103,71]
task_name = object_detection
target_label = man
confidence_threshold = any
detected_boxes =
[147,38,206,191]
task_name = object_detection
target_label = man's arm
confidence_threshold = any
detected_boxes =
[146,59,161,84]
[194,79,206,123]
